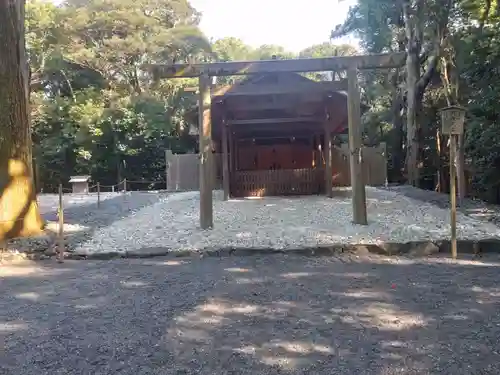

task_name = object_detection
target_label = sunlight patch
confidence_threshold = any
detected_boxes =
[281,272,316,279]
[0,321,28,332]
[356,302,429,330]
[225,267,251,273]
[121,280,149,288]
[261,355,297,370]
[15,292,40,301]
[269,340,334,355]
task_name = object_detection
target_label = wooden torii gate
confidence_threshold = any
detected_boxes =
[149,53,406,229]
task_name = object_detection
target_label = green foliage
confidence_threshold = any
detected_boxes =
[212,37,253,62]
[27,0,202,192]
[333,0,500,200]
[30,0,352,192]
[32,0,500,203]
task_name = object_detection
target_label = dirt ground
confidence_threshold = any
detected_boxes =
[1,253,500,374]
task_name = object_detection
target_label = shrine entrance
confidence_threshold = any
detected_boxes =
[209,72,353,197]
[149,52,405,228]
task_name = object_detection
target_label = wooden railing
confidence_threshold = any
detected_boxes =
[231,168,324,197]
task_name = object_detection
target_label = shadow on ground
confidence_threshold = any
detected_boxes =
[1,254,500,374]
[384,185,500,225]
[35,192,167,251]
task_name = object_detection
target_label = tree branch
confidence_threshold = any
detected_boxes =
[417,51,439,91]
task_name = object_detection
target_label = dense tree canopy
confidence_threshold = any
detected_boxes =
[20,0,500,203]
[26,0,356,192]
[333,0,500,201]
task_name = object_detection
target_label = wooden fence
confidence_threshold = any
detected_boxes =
[165,143,387,193]
[231,168,324,197]
[166,152,222,192]
[331,143,387,187]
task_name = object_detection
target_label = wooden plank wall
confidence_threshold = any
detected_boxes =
[166,143,387,193]
[331,143,387,187]
[167,153,221,192]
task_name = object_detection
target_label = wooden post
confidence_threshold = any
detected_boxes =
[221,121,230,200]
[450,135,458,260]
[97,182,101,208]
[165,149,172,191]
[112,185,115,193]
[57,184,64,263]
[324,125,333,198]
[199,74,213,229]
[457,134,466,205]
[175,154,180,191]
[210,140,217,190]
[229,130,235,173]
[380,142,388,187]
[347,67,368,225]
[440,105,466,259]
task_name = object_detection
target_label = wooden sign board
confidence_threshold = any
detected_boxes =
[441,107,465,135]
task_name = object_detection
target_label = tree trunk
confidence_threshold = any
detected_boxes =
[0,0,44,240]
[402,0,421,186]
[405,51,420,186]
[390,70,405,182]
[402,0,448,187]
[435,128,443,192]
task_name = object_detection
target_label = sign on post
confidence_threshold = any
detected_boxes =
[439,106,466,260]
[441,106,465,135]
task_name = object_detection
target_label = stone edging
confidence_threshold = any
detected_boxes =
[6,238,492,261]
[2,239,499,262]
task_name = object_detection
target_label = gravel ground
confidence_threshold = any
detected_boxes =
[5,192,167,256]
[383,185,500,224]
[70,187,500,256]
[2,254,500,374]
[38,191,165,223]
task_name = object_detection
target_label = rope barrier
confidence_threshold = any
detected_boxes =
[98,179,126,188]
[125,180,166,184]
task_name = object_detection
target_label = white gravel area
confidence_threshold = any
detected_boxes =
[72,187,500,256]
[37,192,120,216]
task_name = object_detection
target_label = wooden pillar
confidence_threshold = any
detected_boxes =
[380,142,388,187]
[210,140,217,190]
[347,67,368,225]
[229,129,235,173]
[165,149,172,191]
[450,134,457,259]
[199,74,213,229]
[324,124,333,198]
[221,120,230,200]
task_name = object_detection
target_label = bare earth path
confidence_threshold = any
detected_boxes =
[2,254,500,374]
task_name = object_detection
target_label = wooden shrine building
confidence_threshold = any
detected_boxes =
[208,72,361,197]
[149,52,406,228]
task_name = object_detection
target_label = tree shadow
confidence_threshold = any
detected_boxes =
[1,254,500,374]
[37,191,168,250]
[383,185,500,225]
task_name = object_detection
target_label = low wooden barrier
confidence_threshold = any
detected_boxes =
[231,168,324,197]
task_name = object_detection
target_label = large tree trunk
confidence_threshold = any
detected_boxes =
[0,0,44,240]
[405,53,420,186]
[402,0,450,187]
[402,0,422,186]
[390,70,405,182]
